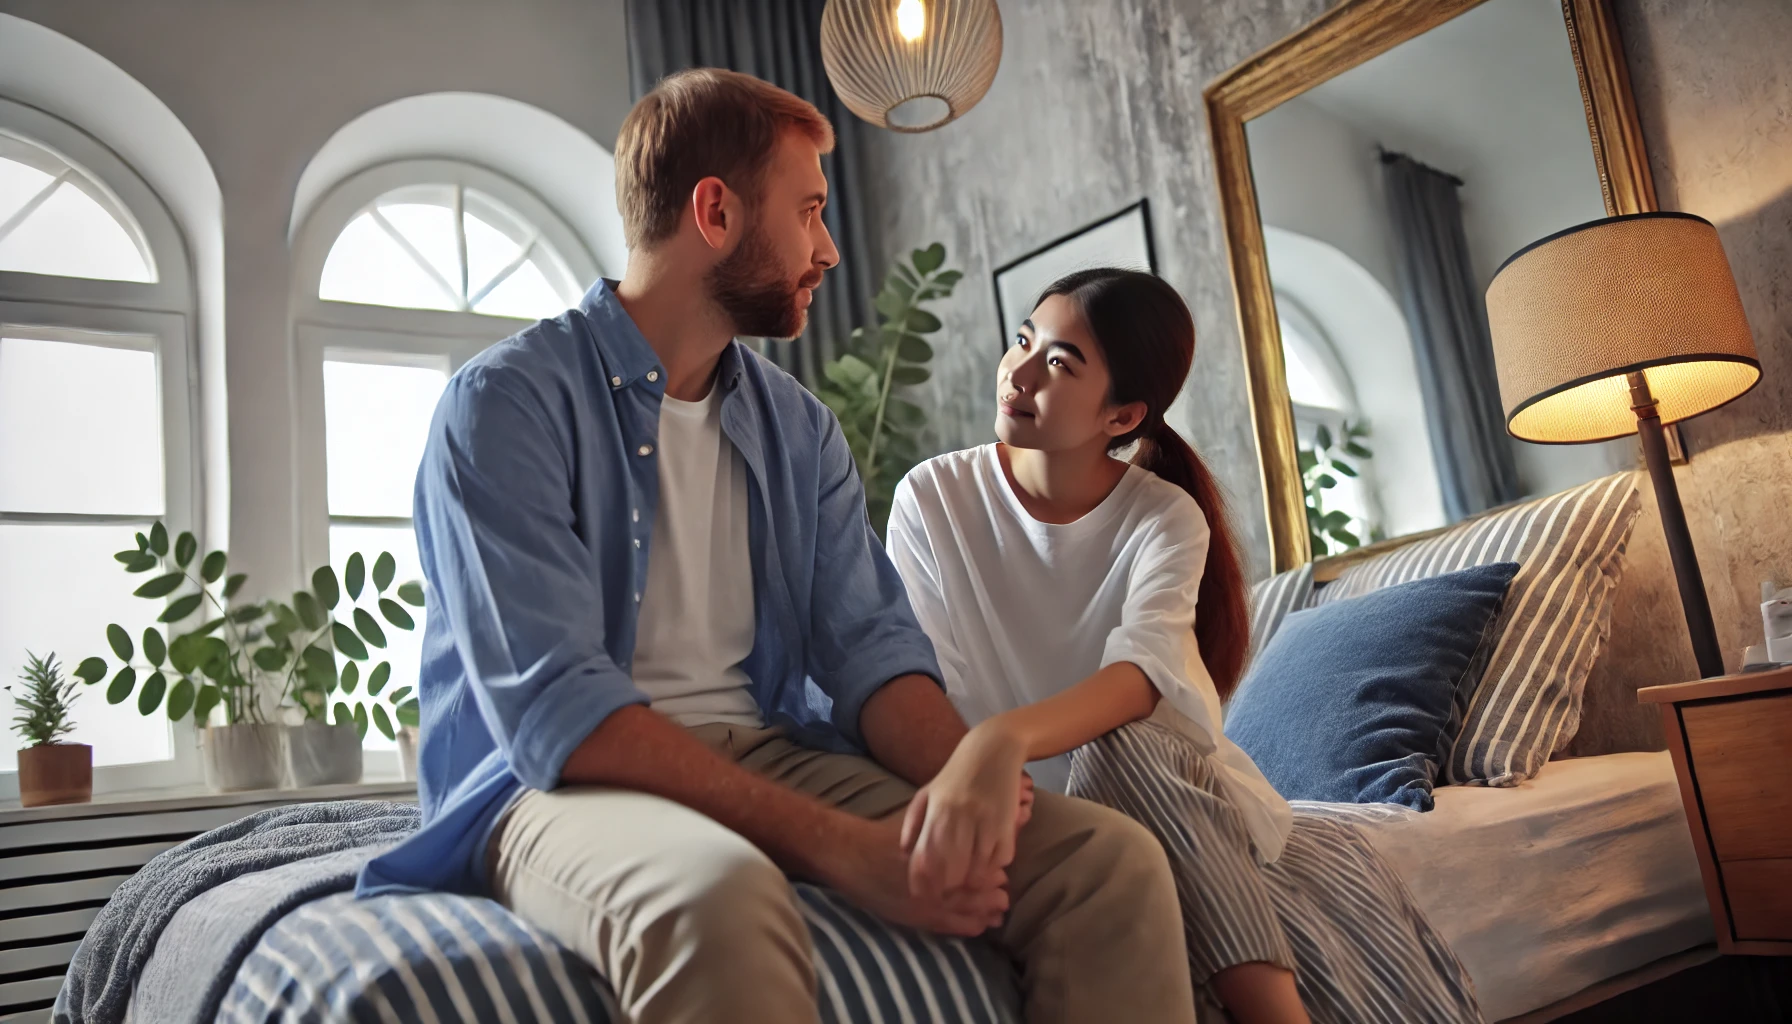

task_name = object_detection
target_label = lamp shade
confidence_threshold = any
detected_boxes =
[820,0,1002,133]
[1485,212,1759,443]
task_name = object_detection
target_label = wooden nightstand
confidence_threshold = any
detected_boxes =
[1641,666,1792,955]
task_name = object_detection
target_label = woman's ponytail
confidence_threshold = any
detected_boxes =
[1036,269,1254,699]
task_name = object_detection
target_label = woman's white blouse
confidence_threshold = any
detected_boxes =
[887,445,1292,863]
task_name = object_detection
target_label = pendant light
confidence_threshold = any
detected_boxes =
[820,0,1004,133]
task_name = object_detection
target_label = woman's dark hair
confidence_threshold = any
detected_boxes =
[1034,268,1252,698]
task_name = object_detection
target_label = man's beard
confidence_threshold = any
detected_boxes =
[706,221,821,340]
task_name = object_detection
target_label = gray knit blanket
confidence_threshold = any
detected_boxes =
[52,800,420,1024]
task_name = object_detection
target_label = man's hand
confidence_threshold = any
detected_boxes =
[818,814,1009,937]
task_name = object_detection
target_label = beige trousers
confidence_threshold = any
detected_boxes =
[488,724,1195,1024]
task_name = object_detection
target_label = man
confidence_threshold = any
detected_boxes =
[360,68,1195,1024]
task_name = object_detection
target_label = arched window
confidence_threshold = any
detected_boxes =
[293,159,599,755]
[0,99,199,791]
[1276,294,1379,546]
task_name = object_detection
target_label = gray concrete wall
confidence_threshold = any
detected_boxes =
[863,0,1792,667]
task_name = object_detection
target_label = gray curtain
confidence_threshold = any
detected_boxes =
[1380,151,1522,521]
[626,0,876,386]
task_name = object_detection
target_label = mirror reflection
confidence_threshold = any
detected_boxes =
[1245,0,1634,556]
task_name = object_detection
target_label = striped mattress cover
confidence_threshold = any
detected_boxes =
[213,884,1020,1024]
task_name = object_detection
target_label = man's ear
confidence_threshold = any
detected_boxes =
[1106,400,1148,439]
[690,176,737,252]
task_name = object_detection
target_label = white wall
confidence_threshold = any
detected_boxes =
[0,0,632,597]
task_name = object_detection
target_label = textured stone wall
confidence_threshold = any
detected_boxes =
[863,0,1792,667]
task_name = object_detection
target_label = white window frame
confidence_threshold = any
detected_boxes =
[0,99,202,800]
[292,160,596,778]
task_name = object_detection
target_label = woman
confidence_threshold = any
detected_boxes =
[886,269,1480,1023]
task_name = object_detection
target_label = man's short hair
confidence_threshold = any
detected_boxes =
[615,68,835,250]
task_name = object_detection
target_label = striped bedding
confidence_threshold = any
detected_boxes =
[217,885,1021,1024]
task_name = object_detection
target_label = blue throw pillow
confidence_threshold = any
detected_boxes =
[1223,561,1520,810]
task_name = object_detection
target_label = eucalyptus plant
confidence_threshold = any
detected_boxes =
[8,652,80,748]
[813,242,960,533]
[1300,420,1375,557]
[73,522,424,740]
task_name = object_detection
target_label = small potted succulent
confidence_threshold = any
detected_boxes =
[78,522,424,792]
[9,652,91,807]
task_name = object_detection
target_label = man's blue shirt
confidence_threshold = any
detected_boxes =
[358,280,941,896]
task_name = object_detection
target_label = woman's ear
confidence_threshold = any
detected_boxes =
[1105,400,1148,439]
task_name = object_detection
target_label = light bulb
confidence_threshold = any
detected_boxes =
[895,0,925,41]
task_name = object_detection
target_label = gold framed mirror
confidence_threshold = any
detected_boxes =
[1205,0,1660,575]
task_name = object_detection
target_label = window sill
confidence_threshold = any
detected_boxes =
[0,778,416,824]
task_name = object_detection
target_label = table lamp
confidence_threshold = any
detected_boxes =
[1486,211,1760,679]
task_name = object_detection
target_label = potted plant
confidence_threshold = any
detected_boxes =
[76,522,424,792]
[8,653,91,807]
[1299,420,1377,557]
[813,242,959,535]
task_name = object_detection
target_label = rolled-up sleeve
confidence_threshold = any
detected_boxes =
[415,366,649,791]
[803,415,943,745]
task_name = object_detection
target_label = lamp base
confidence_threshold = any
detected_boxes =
[1636,411,1726,678]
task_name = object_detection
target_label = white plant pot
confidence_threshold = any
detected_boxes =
[396,725,420,783]
[201,723,283,792]
[283,721,364,788]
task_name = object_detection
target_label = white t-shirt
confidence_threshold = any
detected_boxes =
[630,385,763,728]
[887,444,1292,862]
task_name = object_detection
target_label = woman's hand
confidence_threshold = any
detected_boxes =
[899,719,1032,902]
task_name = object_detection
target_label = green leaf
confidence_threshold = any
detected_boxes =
[387,685,413,705]
[175,531,197,568]
[253,646,286,672]
[134,572,184,599]
[897,335,934,362]
[149,522,168,556]
[168,634,203,674]
[1322,510,1352,529]
[312,566,340,610]
[198,637,231,679]
[125,553,159,573]
[1331,528,1362,548]
[138,671,166,715]
[824,354,876,389]
[334,700,353,727]
[303,645,335,676]
[891,261,919,286]
[354,608,388,649]
[873,287,909,321]
[396,698,421,728]
[1331,461,1359,478]
[372,552,396,593]
[75,657,108,685]
[367,661,392,696]
[1314,424,1334,450]
[229,604,265,623]
[904,308,942,334]
[193,684,221,723]
[890,365,931,386]
[115,549,143,565]
[160,593,204,623]
[344,552,365,601]
[143,628,166,667]
[912,242,945,275]
[1344,442,1374,459]
[223,573,247,599]
[888,399,927,428]
[201,550,227,583]
[931,269,963,289]
[107,623,134,661]
[107,666,137,704]
[1316,474,1338,490]
[293,591,325,631]
[166,677,194,721]
[353,702,369,740]
[1297,449,1318,473]
[333,621,369,660]
[340,659,360,694]
[378,598,415,631]
[397,582,425,608]
[134,531,150,550]
[372,703,395,741]
[193,616,227,636]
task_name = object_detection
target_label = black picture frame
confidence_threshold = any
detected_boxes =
[990,198,1160,354]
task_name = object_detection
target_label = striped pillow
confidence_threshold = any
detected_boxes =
[1312,473,1641,786]
[1248,562,1316,663]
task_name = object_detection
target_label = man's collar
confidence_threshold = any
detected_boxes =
[580,278,748,395]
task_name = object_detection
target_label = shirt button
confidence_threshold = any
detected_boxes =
[609,375,622,387]
[632,508,640,523]
[637,444,653,457]
[633,538,641,548]
[646,370,660,383]
[634,592,641,603]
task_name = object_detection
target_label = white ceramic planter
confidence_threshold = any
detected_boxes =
[284,721,364,788]
[201,723,283,792]
[396,725,420,782]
